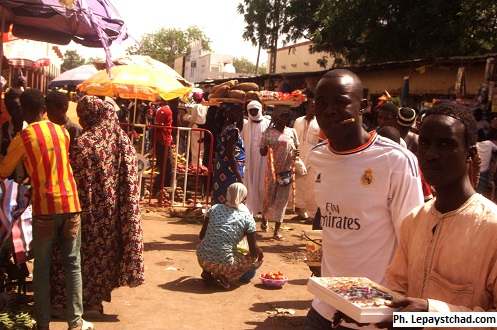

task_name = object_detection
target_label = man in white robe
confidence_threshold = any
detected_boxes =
[242,100,271,215]
[293,95,320,221]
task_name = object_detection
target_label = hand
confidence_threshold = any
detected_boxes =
[256,248,264,262]
[386,296,429,312]
[332,311,368,328]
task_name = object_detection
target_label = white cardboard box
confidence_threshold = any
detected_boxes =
[307,277,397,323]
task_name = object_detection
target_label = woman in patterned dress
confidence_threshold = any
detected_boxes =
[51,96,144,313]
[198,183,264,289]
[212,103,246,204]
[260,106,299,240]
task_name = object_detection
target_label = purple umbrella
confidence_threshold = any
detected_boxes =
[0,0,127,74]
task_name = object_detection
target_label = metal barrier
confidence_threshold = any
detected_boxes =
[120,123,214,209]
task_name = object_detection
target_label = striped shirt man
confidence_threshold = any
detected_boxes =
[0,120,81,215]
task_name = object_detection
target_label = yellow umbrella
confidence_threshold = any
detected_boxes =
[78,64,192,101]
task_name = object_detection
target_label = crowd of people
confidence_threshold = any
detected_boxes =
[195,69,497,328]
[1,64,497,329]
[0,78,144,330]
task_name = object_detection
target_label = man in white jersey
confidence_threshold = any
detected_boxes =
[305,69,424,329]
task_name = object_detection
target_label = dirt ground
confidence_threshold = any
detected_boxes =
[51,208,314,330]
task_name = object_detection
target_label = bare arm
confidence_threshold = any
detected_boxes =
[199,216,209,240]
[246,232,263,262]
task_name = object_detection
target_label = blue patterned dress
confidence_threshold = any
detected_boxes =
[212,124,246,204]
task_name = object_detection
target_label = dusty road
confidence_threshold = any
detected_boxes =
[52,209,314,330]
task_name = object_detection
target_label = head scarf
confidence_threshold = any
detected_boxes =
[225,182,248,210]
[247,100,263,121]
[77,95,117,129]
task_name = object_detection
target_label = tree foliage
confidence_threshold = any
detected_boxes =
[239,0,497,65]
[61,50,86,72]
[127,26,211,67]
[233,57,267,74]
[238,0,290,73]
[283,0,497,64]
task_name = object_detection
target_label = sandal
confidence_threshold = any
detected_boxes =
[217,276,231,289]
[260,220,269,232]
[273,233,284,241]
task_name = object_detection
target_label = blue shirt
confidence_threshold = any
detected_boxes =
[197,204,256,264]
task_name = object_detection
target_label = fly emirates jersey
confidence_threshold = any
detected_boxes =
[309,131,424,320]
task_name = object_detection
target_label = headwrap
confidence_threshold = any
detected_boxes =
[192,92,204,103]
[397,107,416,127]
[247,100,263,121]
[77,95,117,129]
[225,182,248,210]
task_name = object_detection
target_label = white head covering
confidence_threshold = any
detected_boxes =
[225,182,248,210]
[247,100,263,121]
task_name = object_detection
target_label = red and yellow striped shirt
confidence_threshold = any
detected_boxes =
[0,120,81,215]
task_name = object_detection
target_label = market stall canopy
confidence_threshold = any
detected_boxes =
[78,64,192,101]
[0,0,127,47]
[49,64,97,89]
[114,55,192,87]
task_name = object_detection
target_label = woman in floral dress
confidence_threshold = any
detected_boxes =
[51,96,144,313]
[260,106,299,240]
[212,103,246,204]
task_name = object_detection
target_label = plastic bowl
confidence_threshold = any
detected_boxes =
[260,275,289,288]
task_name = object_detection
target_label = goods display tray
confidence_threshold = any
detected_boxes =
[307,277,397,323]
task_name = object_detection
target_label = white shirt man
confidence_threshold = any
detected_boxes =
[477,139,497,173]
[242,101,271,215]
[293,114,320,219]
[309,131,424,322]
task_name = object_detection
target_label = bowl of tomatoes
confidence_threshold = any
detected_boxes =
[260,272,288,288]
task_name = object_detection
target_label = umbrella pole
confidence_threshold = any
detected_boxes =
[0,11,5,87]
[134,97,137,125]
[0,12,4,113]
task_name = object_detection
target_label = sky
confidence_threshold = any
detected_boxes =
[66,0,267,64]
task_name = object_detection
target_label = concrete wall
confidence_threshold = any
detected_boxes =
[269,41,334,73]
[173,56,184,76]
[357,63,485,96]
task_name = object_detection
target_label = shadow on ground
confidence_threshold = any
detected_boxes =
[82,313,120,323]
[144,234,199,251]
[159,276,241,294]
[245,316,306,329]
[144,241,197,251]
[249,299,312,313]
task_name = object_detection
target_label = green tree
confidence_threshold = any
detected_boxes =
[233,57,267,74]
[283,0,497,64]
[238,0,289,73]
[85,57,103,65]
[127,26,211,67]
[61,50,86,72]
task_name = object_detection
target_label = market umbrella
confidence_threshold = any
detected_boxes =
[78,64,192,102]
[0,0,127,76]
[48,64,97,89]
[115,55,192,87]
[0,0,126,47]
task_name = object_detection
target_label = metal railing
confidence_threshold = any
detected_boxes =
[120,123,214,209]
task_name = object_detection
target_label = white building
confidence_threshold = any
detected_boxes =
[3,38,63,91]
[174,42,238,83]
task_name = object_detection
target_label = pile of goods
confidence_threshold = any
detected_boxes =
[326,278,392,308]
[307,277,395,323]
[177,164,209,176]
[303,230,322,267]
[261,271,286,280]
[260,271,288,288]
[258,90,307,105]
[0,311,35,329]
[208,80,260,103]
[208,80,307,107]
